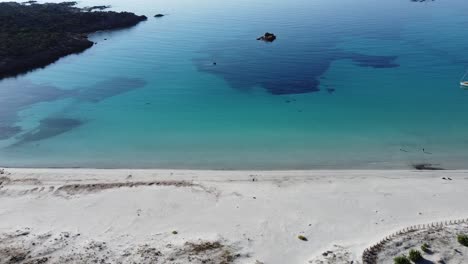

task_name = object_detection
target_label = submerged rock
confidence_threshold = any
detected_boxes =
[257,32,276,42]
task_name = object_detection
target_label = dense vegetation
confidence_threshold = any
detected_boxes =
[408,249,422,262]
[393,255,411,264]
[0,1,147,78]
[458,234,468,247]
[420,243,430,253]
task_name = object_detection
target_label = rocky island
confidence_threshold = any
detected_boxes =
[0,1,147,79]
[257,32,277,42]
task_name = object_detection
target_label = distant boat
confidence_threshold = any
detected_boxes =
[460,71,468,89]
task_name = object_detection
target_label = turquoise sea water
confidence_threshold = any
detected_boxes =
[2,0,468,169]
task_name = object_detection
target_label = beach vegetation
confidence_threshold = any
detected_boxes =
[458,234,468,247]
[420,243,430,253]
[408,249,423,262]
[393,255,411,264]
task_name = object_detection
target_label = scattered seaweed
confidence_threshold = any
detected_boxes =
[55,180,194,195]
[188,242,223,253]
[412,163,444,171]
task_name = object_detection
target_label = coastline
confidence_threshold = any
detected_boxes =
[0,2,147,80]
[1,168,467,263]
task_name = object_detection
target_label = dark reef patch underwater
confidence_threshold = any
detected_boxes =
[12,118,84,147]
[0,77,146,145]
[196,46,399,95]
[193,0,405,96]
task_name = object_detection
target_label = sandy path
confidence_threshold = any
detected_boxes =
[0,169,467,263]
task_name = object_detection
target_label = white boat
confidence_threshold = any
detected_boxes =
[461,71,468,89]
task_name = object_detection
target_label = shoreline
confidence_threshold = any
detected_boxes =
[0,2,147,80]
[0,162,460,171]
[1,168,468,263]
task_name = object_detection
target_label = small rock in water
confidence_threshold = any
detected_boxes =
[154,14,164,18]
[326,88,336,94]
[257,32,276,42]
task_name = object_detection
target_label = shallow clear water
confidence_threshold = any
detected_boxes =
[2,0,468,169]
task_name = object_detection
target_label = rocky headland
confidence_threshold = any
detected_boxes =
[0,1,147,79]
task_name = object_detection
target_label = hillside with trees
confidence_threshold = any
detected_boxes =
[0,1,147,78]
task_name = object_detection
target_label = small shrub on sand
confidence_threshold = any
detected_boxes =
[458,234,468,247]
[421,243,430,253]
[408,249,423,262]
[297,235,308,241]
[394,255,411,264]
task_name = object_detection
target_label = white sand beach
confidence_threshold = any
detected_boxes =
[1,169,468,263]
